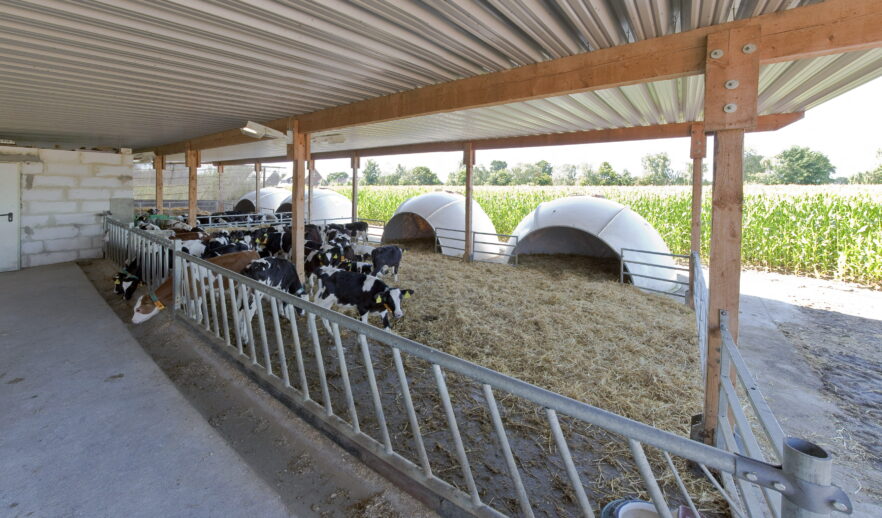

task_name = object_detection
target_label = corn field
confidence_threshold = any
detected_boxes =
[332,185,882,287]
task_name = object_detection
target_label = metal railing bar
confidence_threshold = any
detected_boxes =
[621,259,690,272]
[218,278,231,348]
[199,265,211,331]
[699,463,747,518]
[433,364,481,507]
[359,335,393,455]
[630,285,688,299]
[227,278,244,356]
[255,294,273,376]
[622,272,690,285]
[207,269,221,339]
[717,418,768,518]
[719,392,782,518]
[392,347,432,478]
[332,322,360,433]
[176,252,745,474]
[628,439,674,518]
[547,409,594,518]
[621,248,691,259]
[240,283,258,364]
[288,306,310,401]
[662,451,701,518]
[721,322,785,461]
[270,298,291,388]
[483,384,535,518]
[306,314,333,416]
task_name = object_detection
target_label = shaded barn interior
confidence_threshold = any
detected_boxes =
[382,213,436,243]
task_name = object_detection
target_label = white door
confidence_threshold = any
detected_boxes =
[0,163,21,272]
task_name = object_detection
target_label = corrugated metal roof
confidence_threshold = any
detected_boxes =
[0,0,826,149]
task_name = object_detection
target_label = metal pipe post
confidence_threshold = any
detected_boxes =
[781,438,838,518]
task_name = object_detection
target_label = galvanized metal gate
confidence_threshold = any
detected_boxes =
[104,218,853,518]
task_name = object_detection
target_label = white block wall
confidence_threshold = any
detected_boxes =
[1,146,133,268]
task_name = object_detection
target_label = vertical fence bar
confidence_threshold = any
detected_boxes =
[306,314,333,415]
[392,348,432,477]
[217,274,231,347]
[662,452,701,518]
[198,265,210,330]
[433,364,481,508]
[287,307,310,400]
[359,335,392,454]
[207,270,220,338]
[483,384,534,518]
[228,278,244,356]
[547,409,595,518]
[269,298,291,387]
[254,295,273,375]
[331,323,359,433]
[628,439,674,518]
[240,284,257,364]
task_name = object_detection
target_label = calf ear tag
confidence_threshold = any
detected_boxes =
[115,279,121,284]
[403,292,410,298]
[375,295,383,303]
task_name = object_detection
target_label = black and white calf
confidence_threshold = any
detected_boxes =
[202,242,250,258]
[113,258,141,300]
[370,245,403,281]
[314,268,413,331]
[237,258,307,341]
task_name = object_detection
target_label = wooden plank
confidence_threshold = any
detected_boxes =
[703,128,746,444]
[186,147,200,226]
[704,26,761,131]
[351,155,360,222]
[153,155,164,215]
[463,143,475,262]
[207,113,802,169]
[135,0,877,154]
[688,124,705,309]
[288,119,307,281]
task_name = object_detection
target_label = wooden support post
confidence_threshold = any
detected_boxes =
[307,159,315,223]
[288,119,307,281]
[153,155,164,215]
[186,146,200,226]
[701,26,759,445]
[216,164,224,213]
[351,156,360,222]
[254,162,262,215]
[688,124,706,308]
[463,143,475,261]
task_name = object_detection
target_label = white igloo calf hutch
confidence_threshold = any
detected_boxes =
[382,191,503,260]
[235,187,352,222]
[510,196,681,293]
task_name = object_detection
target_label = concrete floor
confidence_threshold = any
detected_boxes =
[0,263,435,518]
[0,263,293,517]
[738,270,882,517]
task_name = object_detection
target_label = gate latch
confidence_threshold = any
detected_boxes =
[1,212,12,222]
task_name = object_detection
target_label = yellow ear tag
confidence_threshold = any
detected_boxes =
[115,279,121,285]
[154,300,166,310]
[403,292,410,299]
[375,295,383,303]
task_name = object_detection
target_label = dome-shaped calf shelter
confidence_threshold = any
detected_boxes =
[237,187,352,222]
[382,191,503,260]
[510,196,680,293]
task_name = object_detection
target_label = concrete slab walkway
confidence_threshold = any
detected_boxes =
[0,263,290,517]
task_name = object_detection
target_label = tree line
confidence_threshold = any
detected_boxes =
[318,145,882,187]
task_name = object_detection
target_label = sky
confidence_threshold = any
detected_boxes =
[283,76,882,182]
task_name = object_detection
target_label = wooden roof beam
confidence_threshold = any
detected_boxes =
[306,112,802,161]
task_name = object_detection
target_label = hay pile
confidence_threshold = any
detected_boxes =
[390,241,701,435]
